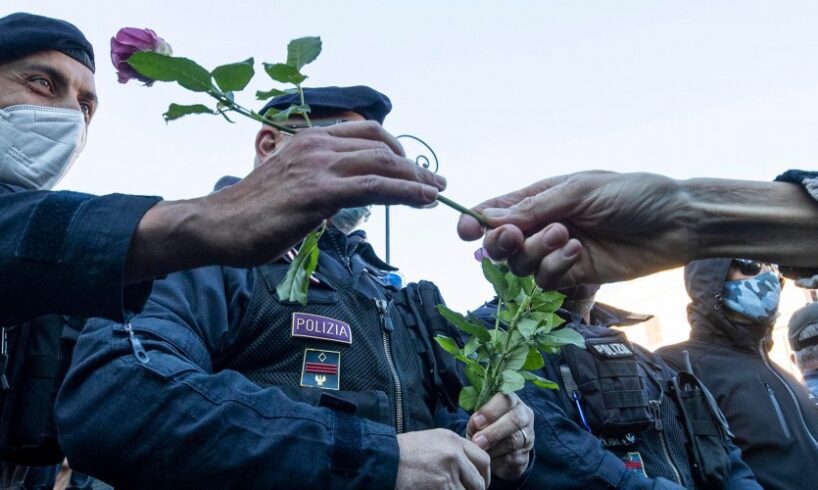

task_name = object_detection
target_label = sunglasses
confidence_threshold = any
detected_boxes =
[732,259,777,276]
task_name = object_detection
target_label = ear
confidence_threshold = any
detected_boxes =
[255,125,280,160]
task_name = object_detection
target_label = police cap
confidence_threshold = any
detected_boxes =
[0,12,95,72]
[789,302,818,351]
[260,85,392,124]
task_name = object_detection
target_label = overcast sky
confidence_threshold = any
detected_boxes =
[7,0,818,319]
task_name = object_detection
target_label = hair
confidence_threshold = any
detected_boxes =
[795,323,818,372]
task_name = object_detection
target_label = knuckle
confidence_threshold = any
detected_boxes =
[516,195,538,214]
[373,147,396,167]
[361,176,382,194]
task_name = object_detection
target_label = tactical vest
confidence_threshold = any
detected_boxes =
[216,234,459,434]
[556,326,732,488]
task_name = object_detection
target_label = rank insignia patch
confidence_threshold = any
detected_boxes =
[622,452,647,476]
[300,349,340,390]
[292,312,352,344]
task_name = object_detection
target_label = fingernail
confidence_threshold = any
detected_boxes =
[563,240,581,258]
[421,185,438,202]
[496,230,515,255]
[473,414,487,430]
[435,175,447,190]
[543,225,563,247]
[482,208,508,219]
[473,433,489,450]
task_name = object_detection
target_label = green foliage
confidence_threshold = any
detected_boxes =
[275,225,325,305]
[256,88,288,100]
[264,63,307,85]
[163,103,214,121]
[286,37,322,70]
[211,58,255,92]
[128,52,212,92]
[437,305,492,342]
[434,258,585,412]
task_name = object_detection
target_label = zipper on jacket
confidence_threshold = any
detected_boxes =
[759,340,818,451]
[764,382,792,439]
[124,322,150,364]
[0,327,9,391]
[376,298,404,433]
[650,399,683,485]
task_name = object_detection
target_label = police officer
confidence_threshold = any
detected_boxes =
[473,286,760,489]
[0,12,446,325]
[789,302,818,397]
[56,87,535,489]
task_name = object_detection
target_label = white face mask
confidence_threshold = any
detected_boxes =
[0,105,87,190]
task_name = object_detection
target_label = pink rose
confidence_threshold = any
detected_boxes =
[111,27,172,84]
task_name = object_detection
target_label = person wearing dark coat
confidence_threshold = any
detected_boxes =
[472,286,760,489]
[788,302,818,397]
[658,258,818,490]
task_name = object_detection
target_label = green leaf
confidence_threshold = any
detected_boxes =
[286,36,322,70]
[500,369,526,394]
[542,327,586,348]
[127,51,212,92]
[523,347,545,370]
[211,58,255,92]
[532,290,566,312]
[162,103,214,121]
[506,273,522,301]
[481,259,508,298]
[462,336,480,357]
[522,370,559,390]
[459,386,478,412]
[434,335,462,356]
[516,318,539,340]
[256,88,287,100]
[437,305,491,342]
[266,103,311,121]
[275,227,324,305]
[505,345,530,371]
[464,364,485,393]
[263,62,307,85]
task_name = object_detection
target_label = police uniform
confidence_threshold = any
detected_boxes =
[56,179,471,489]
[0,13,161,325]
[472,302,760,489]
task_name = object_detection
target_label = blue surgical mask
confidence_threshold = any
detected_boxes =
[0,105,87,190]
[722,271,781,323]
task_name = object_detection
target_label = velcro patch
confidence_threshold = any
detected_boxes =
[301,349,340,390]
[588,340,634,359]
[622,452,647,476]
[292,313,351,344]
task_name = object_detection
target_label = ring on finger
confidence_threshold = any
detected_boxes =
[518,428,528,448]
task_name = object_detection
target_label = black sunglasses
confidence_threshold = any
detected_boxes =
[732,259,773,276]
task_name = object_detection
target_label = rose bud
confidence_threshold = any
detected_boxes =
[111,27,173,84]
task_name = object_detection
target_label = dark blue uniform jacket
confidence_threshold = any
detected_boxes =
[0,184,159,323]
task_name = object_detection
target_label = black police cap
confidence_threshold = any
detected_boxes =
[260,85,392,124]
[789,302,818,351]
[0,12,95,72]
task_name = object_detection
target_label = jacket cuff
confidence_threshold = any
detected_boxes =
[335,412,400,488]
[14,192,161,321]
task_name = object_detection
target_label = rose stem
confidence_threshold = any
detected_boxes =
[436,195,489,228]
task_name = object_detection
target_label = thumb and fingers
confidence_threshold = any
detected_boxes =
[468,394,532,453]
[456,175,574,241]
[460,439,491,490]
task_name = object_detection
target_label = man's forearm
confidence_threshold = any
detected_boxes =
[125,198,214,283]
[684,178,818,267]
